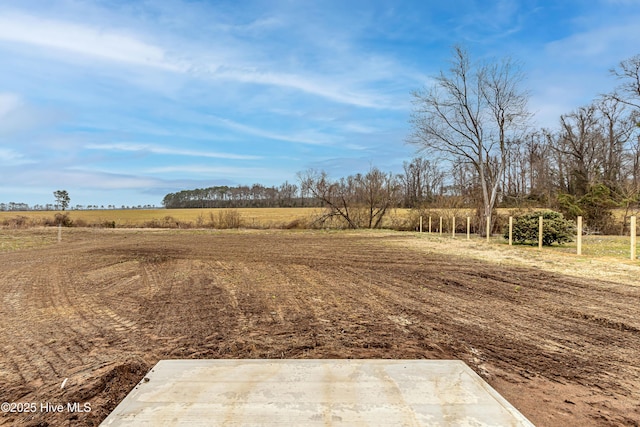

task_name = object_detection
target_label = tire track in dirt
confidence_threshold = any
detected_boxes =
[0,239,150,425]
[1,229,639,426]
[0,259,95,404]
[131,257,242,359]
[271,234,640,425]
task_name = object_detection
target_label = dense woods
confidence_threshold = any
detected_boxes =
[161,181,315,209]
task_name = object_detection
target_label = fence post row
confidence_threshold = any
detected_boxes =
[414,213,636,262]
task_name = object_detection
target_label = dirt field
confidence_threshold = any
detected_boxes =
[0,229,638,426]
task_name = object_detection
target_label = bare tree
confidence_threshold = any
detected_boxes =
[450,158,481,205]
[553,104,602,196]
[409,46,530,230]
[400,157,444,207]
[610,54,640,111]
[597,97,636,187]
[298,169,358,228]
[524,132,554,203]
[298,167,399,229]
[550,98,637,197]
[355,168,399,228]
[629,133,640,188]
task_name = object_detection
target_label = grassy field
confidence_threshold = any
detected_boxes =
[1,206,634,228]
[0,207,325,228]
[0,207,637,261]
[0,228,59,252]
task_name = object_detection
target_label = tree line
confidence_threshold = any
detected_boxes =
[161,161,443,212]
[161,182,315,208]
[0,203,160,211]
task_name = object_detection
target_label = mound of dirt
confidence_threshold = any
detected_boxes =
[2,359,148,427]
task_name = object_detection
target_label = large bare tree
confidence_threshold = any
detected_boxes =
[409,46,530,230]
[297,167,399,229]
[611,54,640,111]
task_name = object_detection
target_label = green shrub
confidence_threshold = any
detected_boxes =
[505,210,575,246]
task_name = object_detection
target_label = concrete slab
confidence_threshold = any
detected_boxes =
[101,359,534,426]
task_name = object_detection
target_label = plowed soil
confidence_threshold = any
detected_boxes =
[0,229,639,426]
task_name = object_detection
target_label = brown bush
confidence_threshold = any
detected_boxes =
[210,210,242,229]
[1,216,32,229]
[142,216,192,229]
[43,213,73,227]
[281,218,309,229]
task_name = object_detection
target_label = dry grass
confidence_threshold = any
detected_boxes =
[2,207,634,230]
[0,228,58,252]
[382,231,640,287]
[0,208,325,228]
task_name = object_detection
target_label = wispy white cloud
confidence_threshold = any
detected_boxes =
[545,21,640,62]
[0,147,35,165]
[0,11,182,71]
[344,143,369,151]
[208,116,336,145]
[215,16,285,34]
[341,123,379,134]
[0,7,411,110]
[85,143,261,160]
[451,0,526,44]
[212,68,393,109]
[4,166,160,190]
[145,165,278,177]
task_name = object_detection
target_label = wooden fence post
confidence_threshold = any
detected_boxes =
[577,216,582,256]
[538,216,543,250]
[429,216,432,234]
[486,216,490,242]
[631,216,637,261]
[452,217,456,238]
[508,216,513,246]
[419,216,422,233]
[467,217,470,240]
[439,217,443,236]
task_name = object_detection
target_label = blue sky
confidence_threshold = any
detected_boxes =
[1,0,639,207]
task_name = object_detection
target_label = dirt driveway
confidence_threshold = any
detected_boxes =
[0,229,638,426]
